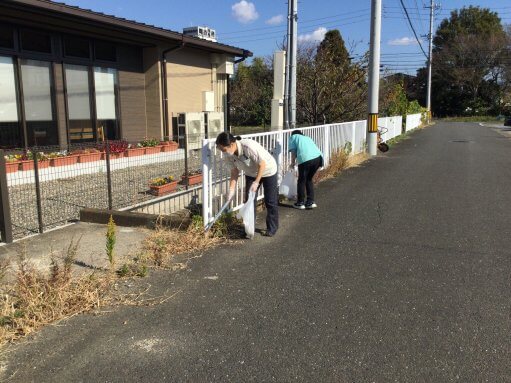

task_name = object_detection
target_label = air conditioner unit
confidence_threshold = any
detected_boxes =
[177,112,205,151]
[206,112,224,139]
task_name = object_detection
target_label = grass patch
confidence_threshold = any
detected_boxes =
[314,148,351,183]
[386,130,413,146]
[230,126,267,135]
[142,213,244,269]
[0,241,110,346]
[440,116,501,123]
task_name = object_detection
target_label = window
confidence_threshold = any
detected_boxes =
[94,40,116,62]
[0,56,21,148]
[65,65,94,142]
[20,30,52,54]
[0,25,15,50]
[63,36,91,59]
[20,59,57,146]
[94,67,118,140]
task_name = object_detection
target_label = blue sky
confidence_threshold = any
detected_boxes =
[63,0,510,74]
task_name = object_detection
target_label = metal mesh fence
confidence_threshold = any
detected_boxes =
[1,137,204,241]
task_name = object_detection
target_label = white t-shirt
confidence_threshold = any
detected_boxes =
[223,139,277,178]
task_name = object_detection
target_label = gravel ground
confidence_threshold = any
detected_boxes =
[8,155,203,239]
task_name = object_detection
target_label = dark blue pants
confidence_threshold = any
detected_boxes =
[297,155,322,204]
[245,173,279,235]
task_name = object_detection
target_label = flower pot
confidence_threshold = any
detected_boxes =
[181,174,203,186]
[144,146,162,155]
[161,142,179,152]
[125,147,146,157]
[38,160,50,169]
[50,155,78,167]
[149,180,179,196]
[20,160,49,171]
[5,162,19,173]
[109,152,125,160]
[77,152,102,163]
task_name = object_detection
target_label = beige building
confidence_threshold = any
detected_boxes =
[0,0,251,149]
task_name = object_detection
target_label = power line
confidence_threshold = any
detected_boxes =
[399,0,430,58]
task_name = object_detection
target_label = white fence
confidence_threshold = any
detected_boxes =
[405,113,422,132]
[201,115,407,228]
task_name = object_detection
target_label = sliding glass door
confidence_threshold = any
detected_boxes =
[63,65,119,142]
[94,67,118,140]
[20,59,57,146]
[65,64,94,142]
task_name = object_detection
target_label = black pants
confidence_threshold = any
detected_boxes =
[245,173,279,235]
[297,156,323,204]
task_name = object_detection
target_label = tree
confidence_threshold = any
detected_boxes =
[429,6,510,116]
[296,30,367,124]
[230,58,273,127]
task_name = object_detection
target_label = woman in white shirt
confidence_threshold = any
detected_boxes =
[216,132,278,237]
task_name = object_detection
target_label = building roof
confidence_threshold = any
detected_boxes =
[2,0,252,58]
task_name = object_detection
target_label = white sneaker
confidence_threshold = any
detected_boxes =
[305,203,317,209]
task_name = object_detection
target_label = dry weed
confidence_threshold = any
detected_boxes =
[0,244,110,346]
[143,214,244,269]
[314,149,350,183]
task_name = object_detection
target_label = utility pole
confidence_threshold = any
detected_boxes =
[284,0,291,129]
[284,0,297,129]
[426,0,435,123]
[367,0,382,156]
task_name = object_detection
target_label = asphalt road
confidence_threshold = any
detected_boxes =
[3,122,511,382]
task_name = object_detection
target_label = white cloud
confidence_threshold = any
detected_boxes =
[298,27,327,43]
[231,1,259,24]
[388,37,418,46]
[266,15,284,26]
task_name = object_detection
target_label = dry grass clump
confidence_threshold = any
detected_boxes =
[314,148,350,183]
[143,213,244,269]
[0,241,109,346]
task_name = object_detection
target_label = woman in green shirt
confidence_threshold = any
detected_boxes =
[288,130,323,209]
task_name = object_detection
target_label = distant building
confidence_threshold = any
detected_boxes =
[0,1,251,149]
[183,27,217,43]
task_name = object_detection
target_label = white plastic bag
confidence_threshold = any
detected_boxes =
[279,170,298,199]
[236,191,256,239]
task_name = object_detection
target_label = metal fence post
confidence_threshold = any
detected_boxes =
[351,122,356,155]
[201,139,210,229]
[33,151,44,234]
[0,150,13,243]
[324,125,331,167]
[184,134,189,190]
[105,141,113,210]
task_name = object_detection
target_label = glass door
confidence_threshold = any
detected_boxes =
[64,64,94,142]
[20,59,57,147]
[94,67,118,140]
[0,56,21,148]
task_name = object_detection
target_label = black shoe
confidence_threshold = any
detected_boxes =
[293,202,305,210]
[262,230,275,237]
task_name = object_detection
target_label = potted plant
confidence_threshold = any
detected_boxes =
[4,154,20,173]
[99,141,129,160]
[74,148,102,163]
[181,169,203,186]
[160,140,179,152]
[125,143,145,157]
[140,138,162,155]
[149,175,179,196]
[20,151,49,171]
[48,151,78,167]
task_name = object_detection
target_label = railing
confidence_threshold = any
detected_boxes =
[406,113,423,132]
[201,116,405,228]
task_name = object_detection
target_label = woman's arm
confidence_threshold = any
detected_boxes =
[229,167,239,190]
